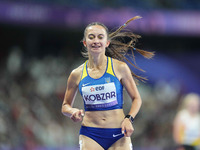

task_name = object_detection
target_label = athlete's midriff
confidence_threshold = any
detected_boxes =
[82,109,125,128]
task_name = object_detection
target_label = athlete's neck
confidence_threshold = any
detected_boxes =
[88,54,107,69]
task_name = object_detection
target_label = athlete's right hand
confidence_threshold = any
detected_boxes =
[70,109,84,122]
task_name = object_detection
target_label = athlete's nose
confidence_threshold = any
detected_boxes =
[93,37,100,43]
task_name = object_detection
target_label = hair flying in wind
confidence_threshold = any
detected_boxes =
[81,16,155,82]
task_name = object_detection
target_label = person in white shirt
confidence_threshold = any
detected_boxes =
[173,93,200,150]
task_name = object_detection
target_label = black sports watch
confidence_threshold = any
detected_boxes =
[125,115,134,124]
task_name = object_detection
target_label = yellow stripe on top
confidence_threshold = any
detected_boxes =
[191,138,200,146]
[106,57,115,76]
[81,61,88,80]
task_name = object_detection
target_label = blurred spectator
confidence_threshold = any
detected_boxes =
[173,93,200,150]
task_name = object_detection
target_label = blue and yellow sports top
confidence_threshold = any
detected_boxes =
[79,57,123,111]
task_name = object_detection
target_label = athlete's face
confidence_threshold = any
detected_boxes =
[83,25,110,55]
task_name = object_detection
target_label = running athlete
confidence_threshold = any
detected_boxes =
[62,16,154,150]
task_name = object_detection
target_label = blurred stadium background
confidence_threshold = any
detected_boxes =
[0,0,200,150]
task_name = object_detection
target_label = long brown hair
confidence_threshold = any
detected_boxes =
[81,16,155,82]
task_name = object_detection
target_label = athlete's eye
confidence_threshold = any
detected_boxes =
[98,34,104,39]
[88,34,95,39]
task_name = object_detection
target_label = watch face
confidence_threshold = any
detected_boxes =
[129,116,134,123]
[129,117,133,123]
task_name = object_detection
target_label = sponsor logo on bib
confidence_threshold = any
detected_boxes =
[82,82,118,108]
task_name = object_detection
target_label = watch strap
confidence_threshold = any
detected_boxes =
[125,115,134,124]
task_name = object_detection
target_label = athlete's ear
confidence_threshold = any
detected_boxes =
[106,40,110,47]
[83,40,87,47]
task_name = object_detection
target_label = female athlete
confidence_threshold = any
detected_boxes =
[61,16,154,150]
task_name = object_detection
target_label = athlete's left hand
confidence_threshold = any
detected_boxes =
[121,118,134,137]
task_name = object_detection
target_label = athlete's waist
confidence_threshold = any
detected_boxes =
[82,109,125,128]
[80,125,122,130]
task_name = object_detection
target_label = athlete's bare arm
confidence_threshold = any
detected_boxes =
[113,59,142,137]
[113,59,142,117]
[61,64,84,122]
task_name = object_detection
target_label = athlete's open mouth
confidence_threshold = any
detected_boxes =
[92,45,101,48]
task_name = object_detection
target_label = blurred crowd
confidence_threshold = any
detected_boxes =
[1,46,199,150]
[0,47,83,150]
[2,0,200,10]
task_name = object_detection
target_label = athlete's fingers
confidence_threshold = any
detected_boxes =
[78,110,82,117]
[80,109,84,117]
[126,129,132,137]
[76,110,83,121]
[70,115,76,122]
[70,113,77,121]
[77,110,84,120]
[70,111,76,119]
[121,126,125,135]
[124,129,128,137]
[70,110,83,122]
[124,129,130,137]
[125,127,134,137]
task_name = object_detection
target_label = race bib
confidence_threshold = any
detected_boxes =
[82,82,118,109]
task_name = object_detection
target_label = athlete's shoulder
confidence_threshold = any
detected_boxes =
[112,58,129,71]
[71,63,84,77]
[68,63,85,84]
